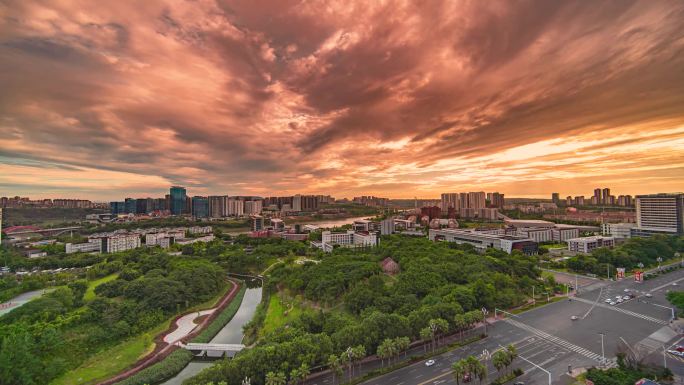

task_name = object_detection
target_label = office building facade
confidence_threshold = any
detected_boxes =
[170,186,187,215]
[634,193,684,234]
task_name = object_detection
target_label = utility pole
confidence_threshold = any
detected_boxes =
[575,274,579,295]
[598,333,605,366]
[662,345,667,369]
[532,286,535,305]
[607,264,610,280]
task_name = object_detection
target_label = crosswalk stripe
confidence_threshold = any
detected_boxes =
[573,297,668,325]
[504,318,616,367]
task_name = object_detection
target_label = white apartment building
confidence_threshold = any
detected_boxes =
[566,236,614,254]
[65,239,102,254]
[101,234,141,253]
[226,198,244,216]
[635,193,684,234]
[429,228,538,255]
[244,200,263,215]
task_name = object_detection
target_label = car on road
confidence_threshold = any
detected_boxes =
[624,289,630,292]
[425,359,435,367]
[675,345,684,353]
[604,298,612,303]
[623,295,630,300]
[463,373,472,382]
[610,301,616,305]
[645,293,653,298]
[673,282,678,286]
[617,298,623,303]
[571,315,579,321]
[514,382,525,385]
[667,350,684,357]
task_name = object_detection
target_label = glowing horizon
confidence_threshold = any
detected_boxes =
[2,1,684,201]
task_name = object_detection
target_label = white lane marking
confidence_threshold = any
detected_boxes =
[573,296,668,325]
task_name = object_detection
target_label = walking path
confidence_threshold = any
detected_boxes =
[164,309,216,344]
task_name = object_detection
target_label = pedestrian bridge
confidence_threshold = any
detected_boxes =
[181,343,246,358]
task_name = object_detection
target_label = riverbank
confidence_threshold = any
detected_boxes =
[89,279,242,385]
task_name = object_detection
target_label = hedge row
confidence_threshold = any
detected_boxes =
[113,349,194,385]
[192,285,247,343]
[113,284,248,385]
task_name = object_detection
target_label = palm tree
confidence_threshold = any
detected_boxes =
[377,340,389,367]
[327,354,342,385]
[289,368,300,385]
[352,345,366,377]
[452,359,468,385]
[396,336,410,360]
[506,344,518,374]
[265,371,286,385]
[420,327,432,353]
[491,350,507,377]
[297,363,310,384]
[342,347,354,381]
[454,314,467,340]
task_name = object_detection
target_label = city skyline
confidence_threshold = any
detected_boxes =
[2,1,684,200]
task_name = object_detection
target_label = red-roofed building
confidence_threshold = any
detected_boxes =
[2,225,41,234]
[381,257,400,275]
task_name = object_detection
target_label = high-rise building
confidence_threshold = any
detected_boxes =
[170,186,187,215]
[468,192,486,209]
[575,196,585,206]
[491,192,505,208]
[110,201,126,215]
[244,199,263,215]
[191,196,209,218]
[208,196,227,218]
[440,193,459,212]
[226,198,244,216]
[602,188,611,205]
[566,196,573,206]
[635,193,684,234]
[124,198,136,214]
[552,193,560,203]
[593,189,601,205]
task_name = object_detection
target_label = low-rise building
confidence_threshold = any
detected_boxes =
[566,236,614,254]
[314,230,379,252]
[66,239,102,254]
[551,226,580,242]
[429,228,538,255]
[100,234,141,253]
[516,228,553,243]
[601,223,636,239]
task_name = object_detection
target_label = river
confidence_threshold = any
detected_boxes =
[161,285,263,385]
[288,215,372,229]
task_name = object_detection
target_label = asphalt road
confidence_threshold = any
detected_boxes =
[351,267,684,385]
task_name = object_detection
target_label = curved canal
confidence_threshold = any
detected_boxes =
[162,284,263,385]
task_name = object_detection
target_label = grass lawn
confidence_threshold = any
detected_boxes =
[51,281,233,385]
[84,273,119,301]
[260,294,305,337]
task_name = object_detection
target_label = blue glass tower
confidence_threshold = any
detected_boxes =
[170,186,187,215]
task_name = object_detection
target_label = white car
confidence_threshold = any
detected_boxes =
[615,295,622,298]
[667,350,684,357]
[425,359,435,367]
[571,316,579,321]
[645,293,653,298]
[610,302,616,306]
[624,289,630,292]
[604,298,612,303]
[617,298,623,303]
[623,296,630,300]
[673,282,679,286]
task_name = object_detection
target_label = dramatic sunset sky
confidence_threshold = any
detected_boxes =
[1,1,684,200]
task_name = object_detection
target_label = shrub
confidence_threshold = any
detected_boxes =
[113,349,194,385]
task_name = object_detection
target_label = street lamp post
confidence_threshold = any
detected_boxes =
[598,333,605,366]
[676,252,682,267]
[662,345,667,369]
[532,286,535,305]
[657,257,663,271]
